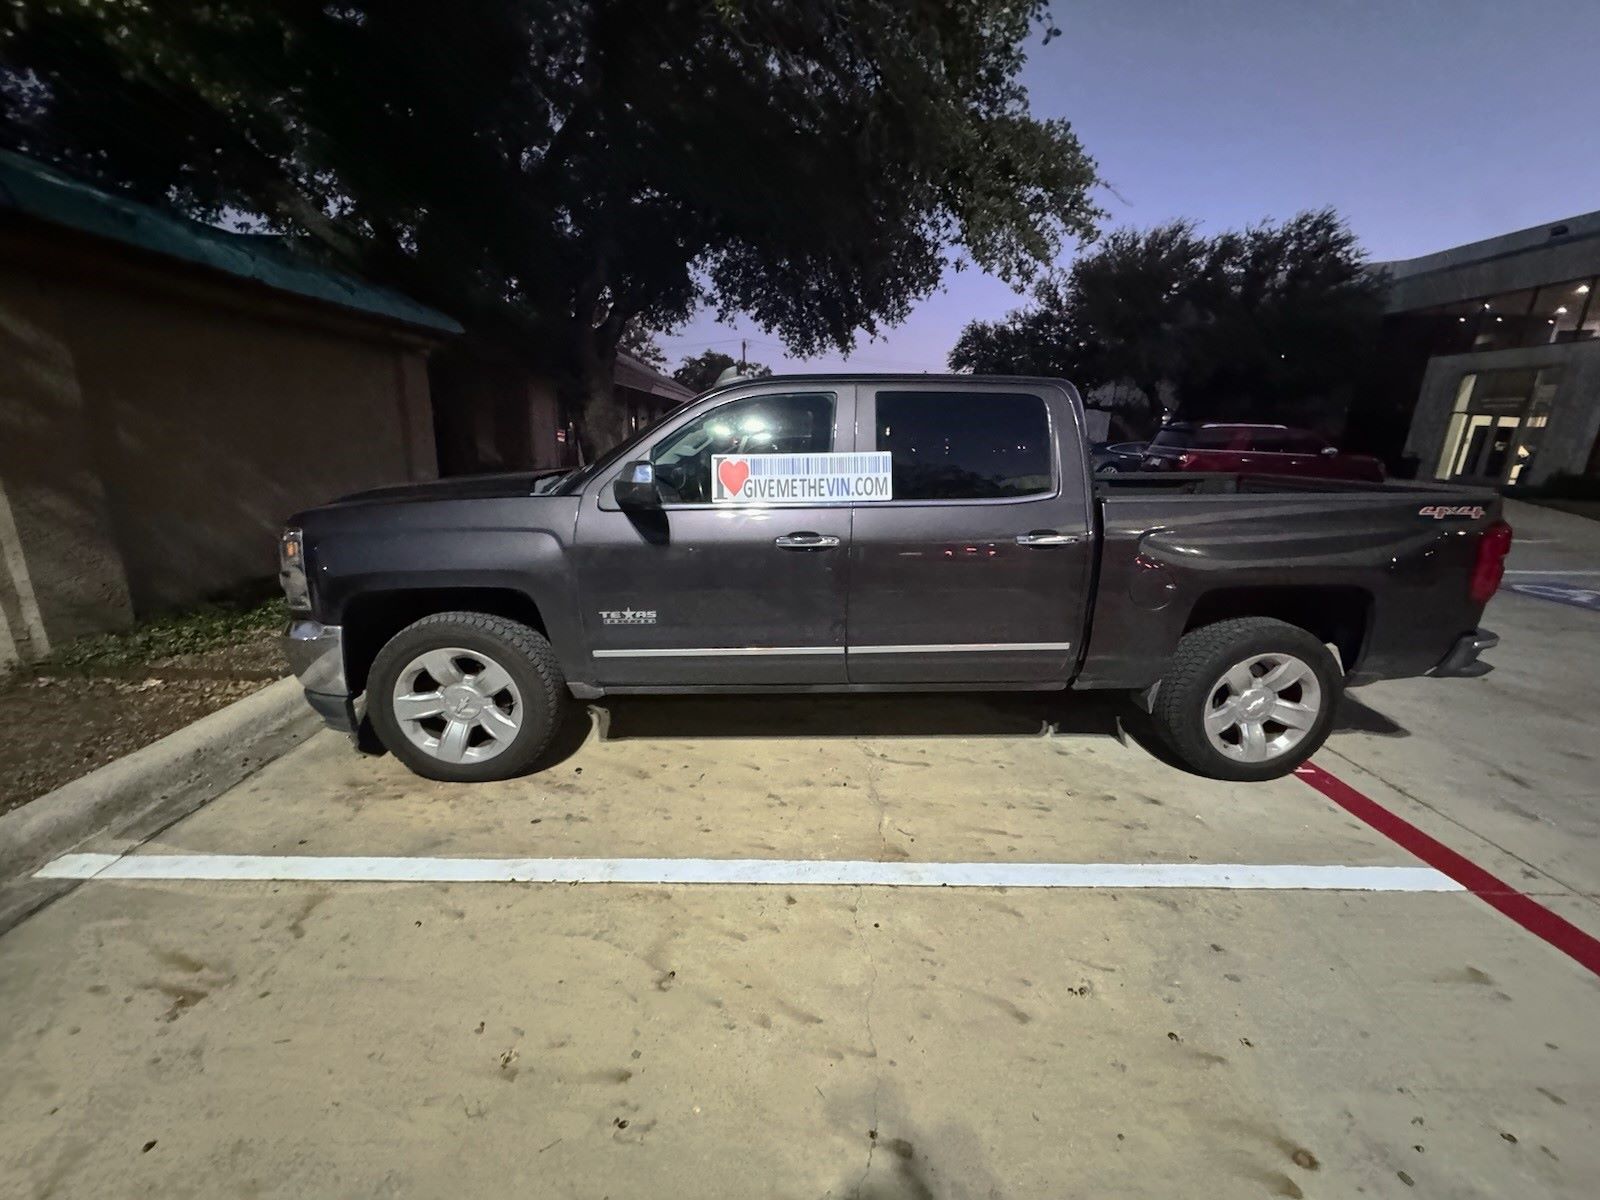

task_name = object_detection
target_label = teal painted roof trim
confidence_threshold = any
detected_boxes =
[0,149,462,336]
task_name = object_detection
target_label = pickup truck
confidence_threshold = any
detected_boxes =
[280,375,1509,784]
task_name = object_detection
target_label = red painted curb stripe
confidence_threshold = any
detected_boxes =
[1296,762,1600,978]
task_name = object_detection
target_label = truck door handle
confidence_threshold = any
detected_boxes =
[775,532,841,550]
[1015,530,1083,547]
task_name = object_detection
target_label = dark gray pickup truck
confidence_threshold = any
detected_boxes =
[280,375,1509,783]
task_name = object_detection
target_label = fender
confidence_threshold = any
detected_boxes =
[300,495,588,680]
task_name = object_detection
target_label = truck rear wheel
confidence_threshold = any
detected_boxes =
[1151,617,1341,782]
[367,612,568,783]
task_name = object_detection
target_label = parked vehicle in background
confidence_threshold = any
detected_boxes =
[282,376,1506,787]
[1141,423,1386,481]
[1091,441,1148,473]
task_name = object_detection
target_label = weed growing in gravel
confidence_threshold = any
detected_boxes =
[38,598,286,674]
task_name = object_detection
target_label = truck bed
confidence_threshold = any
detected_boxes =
[1078,472,1502,691]
[1093,471,1486,499]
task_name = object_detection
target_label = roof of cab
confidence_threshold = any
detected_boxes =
[692,372,1078,402]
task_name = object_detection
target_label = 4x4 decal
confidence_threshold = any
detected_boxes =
[1418,504,1487,520]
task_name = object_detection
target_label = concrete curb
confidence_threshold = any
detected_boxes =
[0,676,319,884]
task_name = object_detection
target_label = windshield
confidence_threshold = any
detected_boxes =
[550,405,686,496]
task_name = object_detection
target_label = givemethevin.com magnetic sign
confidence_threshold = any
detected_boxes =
[711,453,893,504]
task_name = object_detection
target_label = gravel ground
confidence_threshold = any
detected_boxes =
[0,626,286,816]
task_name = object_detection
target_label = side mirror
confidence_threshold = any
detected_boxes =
[614,460,661,511]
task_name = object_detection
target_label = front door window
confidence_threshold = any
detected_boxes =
[648,392,836,504]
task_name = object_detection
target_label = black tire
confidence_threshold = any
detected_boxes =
[367,611,568,783]
[1151,617,1341,782]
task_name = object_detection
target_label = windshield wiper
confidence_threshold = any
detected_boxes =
[530,470,573,494]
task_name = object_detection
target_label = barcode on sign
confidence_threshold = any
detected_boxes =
[748,454,886,477]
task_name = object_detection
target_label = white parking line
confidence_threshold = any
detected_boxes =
[36,853,1462,891]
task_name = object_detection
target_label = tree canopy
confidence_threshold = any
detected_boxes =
[3,0,1101,452]
[617,319,668,372]
[672,349,774,394]
[950,210,1386,433]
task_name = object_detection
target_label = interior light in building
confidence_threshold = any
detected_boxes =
[1457,316,1467,323]
[1482,302,1492,310]
[1578,284,1591,294]
[1556,306,1569,314]
[1495,316,1503,322]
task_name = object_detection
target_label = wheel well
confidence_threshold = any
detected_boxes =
[1183,586,1370,671]
[340,588,547,694]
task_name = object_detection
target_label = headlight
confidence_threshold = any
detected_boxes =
[278,527,311,611]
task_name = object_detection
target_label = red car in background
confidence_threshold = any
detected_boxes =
[1139,423,1386,482]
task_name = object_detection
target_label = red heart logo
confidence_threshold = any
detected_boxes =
[718,458,750,497]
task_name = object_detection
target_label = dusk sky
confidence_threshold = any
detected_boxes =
[663,0,1600,375]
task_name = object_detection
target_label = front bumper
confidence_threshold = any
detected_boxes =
[283,620,357,731]
[1430,628,1499,678]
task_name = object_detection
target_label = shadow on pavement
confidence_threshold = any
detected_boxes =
[593,690,1130,742]
[1334,693,1409,738]
[383,686,1407,778]
[588,689,1407,751]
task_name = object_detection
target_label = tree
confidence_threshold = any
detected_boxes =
[672,349,773,394]
[617,319,668,372]
[951,211,1386,434]
[2,1,1101,454]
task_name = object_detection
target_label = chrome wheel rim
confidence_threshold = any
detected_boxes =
[391,647,522,764]
[1203,652,1322,763]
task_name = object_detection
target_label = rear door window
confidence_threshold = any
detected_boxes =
[1193,426,1245,449]
[873,391,1053,500]
[1246,430,1292,453]
[1284,432,1328,455]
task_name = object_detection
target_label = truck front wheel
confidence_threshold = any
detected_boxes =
[367,612,568,783]
[1151,617,1341,782]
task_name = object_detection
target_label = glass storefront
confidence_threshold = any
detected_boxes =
[1407,277,1599,357]
[1434,366,1563,486]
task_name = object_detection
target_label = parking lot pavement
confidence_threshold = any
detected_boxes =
[1501,497,1600,580]
[1322,499,1600,937]
[3,503,1598,1199]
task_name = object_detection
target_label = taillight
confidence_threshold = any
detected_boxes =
[1469,520,1513,604]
